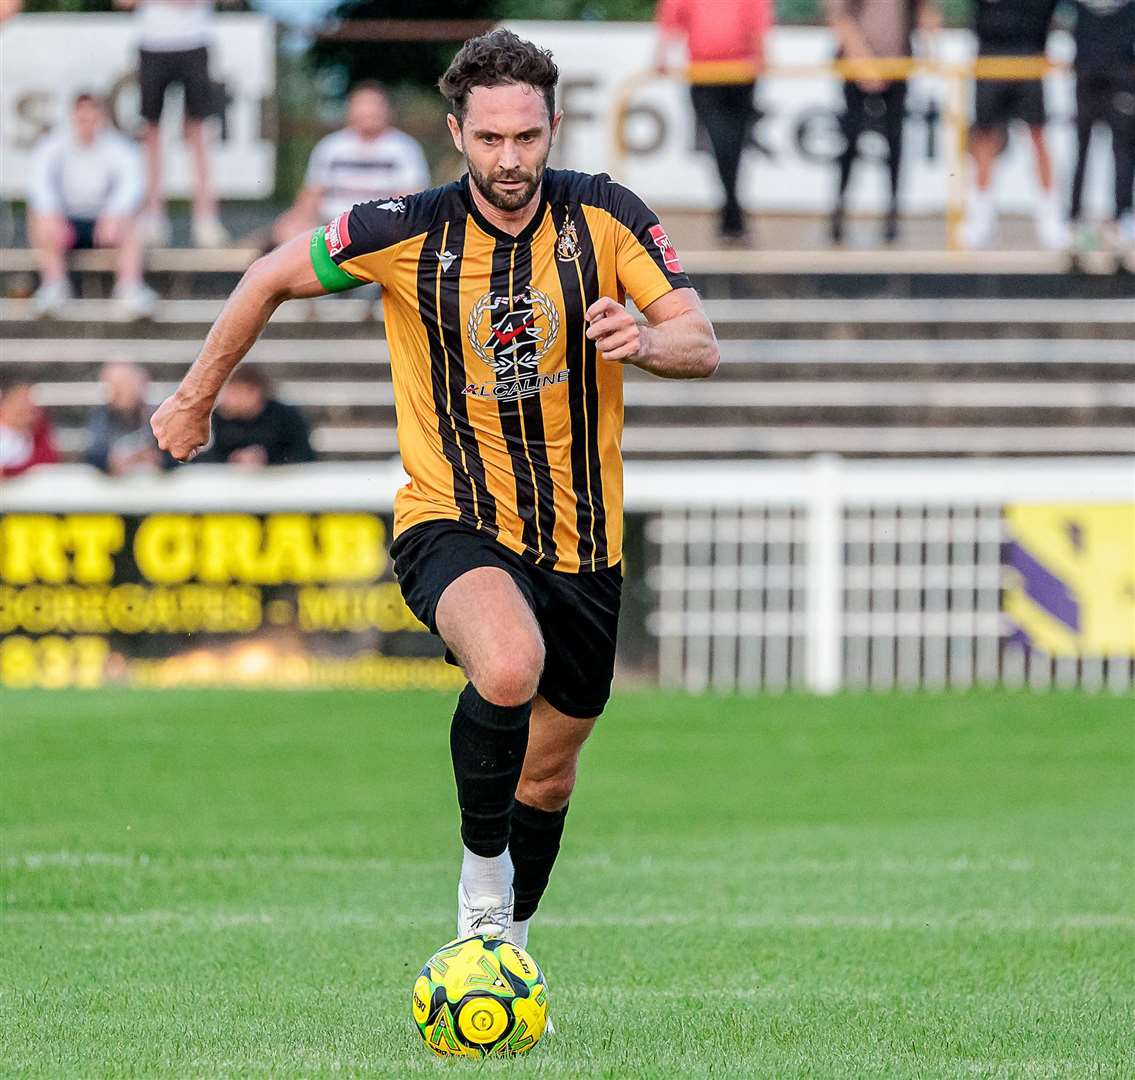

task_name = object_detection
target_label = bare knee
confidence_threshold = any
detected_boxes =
[472,635,544,707]
[517,759,576,811]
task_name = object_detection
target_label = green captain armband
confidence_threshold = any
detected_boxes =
[310,226,364,293]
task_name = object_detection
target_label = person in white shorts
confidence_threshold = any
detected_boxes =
[27,93,156,319]
[272,81,430,246]
[116,0,229,247]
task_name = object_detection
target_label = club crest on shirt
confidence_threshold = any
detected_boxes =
[464,286,566,401]
[648,223,683,273]
[325,211,351,257]
[556,216,580,262]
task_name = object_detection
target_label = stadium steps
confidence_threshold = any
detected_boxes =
[4,263,1132,461]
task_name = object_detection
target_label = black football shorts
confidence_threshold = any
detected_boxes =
[390,519,622,719]
[139,46,213,123]
[974,78,1047,131]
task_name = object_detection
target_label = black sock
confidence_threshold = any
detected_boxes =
[450,683,531,858]
[510,800,569,921]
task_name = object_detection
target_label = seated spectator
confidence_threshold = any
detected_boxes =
[272,81,430,246]
[27,93,157,319]
[197,367,315,467]
[85,360,163,475]
[0,371,59,479]
[962,0,1067,250]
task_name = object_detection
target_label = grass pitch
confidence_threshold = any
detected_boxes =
[2,689,1132,1078]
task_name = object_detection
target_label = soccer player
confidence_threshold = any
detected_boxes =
[152,30,719,957]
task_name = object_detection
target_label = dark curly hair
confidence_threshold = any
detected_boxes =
[438,29,558,127]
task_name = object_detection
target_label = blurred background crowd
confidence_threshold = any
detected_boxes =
[0,0,1132,480]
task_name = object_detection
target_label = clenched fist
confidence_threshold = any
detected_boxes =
[585,296,652,363]
[151,392,213,462]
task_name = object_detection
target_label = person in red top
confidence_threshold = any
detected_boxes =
[0,373,59,479]
[656,0,774,241]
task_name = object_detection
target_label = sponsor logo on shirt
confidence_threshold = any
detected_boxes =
[648,223,682,274]
[464,286,564,400]
[326,211,351,257]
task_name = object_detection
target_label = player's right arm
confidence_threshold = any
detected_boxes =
[151,230,331,461]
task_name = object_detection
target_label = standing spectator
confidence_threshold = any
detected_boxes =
[825,0,940,245]
[197,367,315,467]
[27,93,156,319]
[962,0,1067,249]
[1068,0,1135,253]
[655,0,773,243]
[272,82,430,246]
[115,0,230,248]
[0,372,58,479]
[85,361,163,475]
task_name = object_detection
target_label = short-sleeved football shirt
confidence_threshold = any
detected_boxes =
[309,169,691,573]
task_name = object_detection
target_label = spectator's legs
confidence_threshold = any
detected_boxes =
[186,119,230,247]
[185,119,217,222]
[962,128,1002,248]
[881,82,907,243]
[1068,117,1094,225]
[28,212,69,283]
[28,212,74,316]
[111,218,145,288]
[832,80,867,243]
[142,122,164,218]
[1027,125,1068,249]
[1027,125,1054,192]
[1108,77,1135,221]
[691,82,754,239]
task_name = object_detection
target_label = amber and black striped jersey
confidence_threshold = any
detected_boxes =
[308,169,691,573]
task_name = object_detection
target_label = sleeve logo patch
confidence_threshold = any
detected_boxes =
[648,223,682,274]
[326,211,351,257]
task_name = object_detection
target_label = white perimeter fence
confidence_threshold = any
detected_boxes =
[3,457,1133,694]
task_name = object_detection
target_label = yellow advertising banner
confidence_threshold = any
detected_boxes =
[1003,503,1135,658]
[0,512,465,691]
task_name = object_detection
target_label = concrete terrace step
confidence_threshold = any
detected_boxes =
[5,337,1132,369]
[33,379,1135,411]
[48,423,1135,459]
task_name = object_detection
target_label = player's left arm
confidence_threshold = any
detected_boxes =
[585,289,719,380]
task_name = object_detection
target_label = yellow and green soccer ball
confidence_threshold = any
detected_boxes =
[411,935,548,1058]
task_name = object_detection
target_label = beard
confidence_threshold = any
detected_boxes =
[467,154,547,212]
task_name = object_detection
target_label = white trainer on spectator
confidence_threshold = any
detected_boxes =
[140,211,172,248]
[961,191,996,249]
[1035,193,1070,251]
[192,215,231,248]
[32,278,74,318]
[1113,212,1135,254]
[114,281,158,321]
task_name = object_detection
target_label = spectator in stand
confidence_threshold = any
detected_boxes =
[27,93,156,320]
[0,371,58,479]
[655,0,773,243]
[962,0,1067,250]
[85,361,163,475]
[1068,0,1135,253]
[825,0,940,245]
[272,82,430,246]
[114,0,229,248]
[196,367,315,467]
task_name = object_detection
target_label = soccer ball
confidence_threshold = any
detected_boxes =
[411,935,548,1058]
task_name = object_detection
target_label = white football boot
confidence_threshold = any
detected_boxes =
[457,883,514,940]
